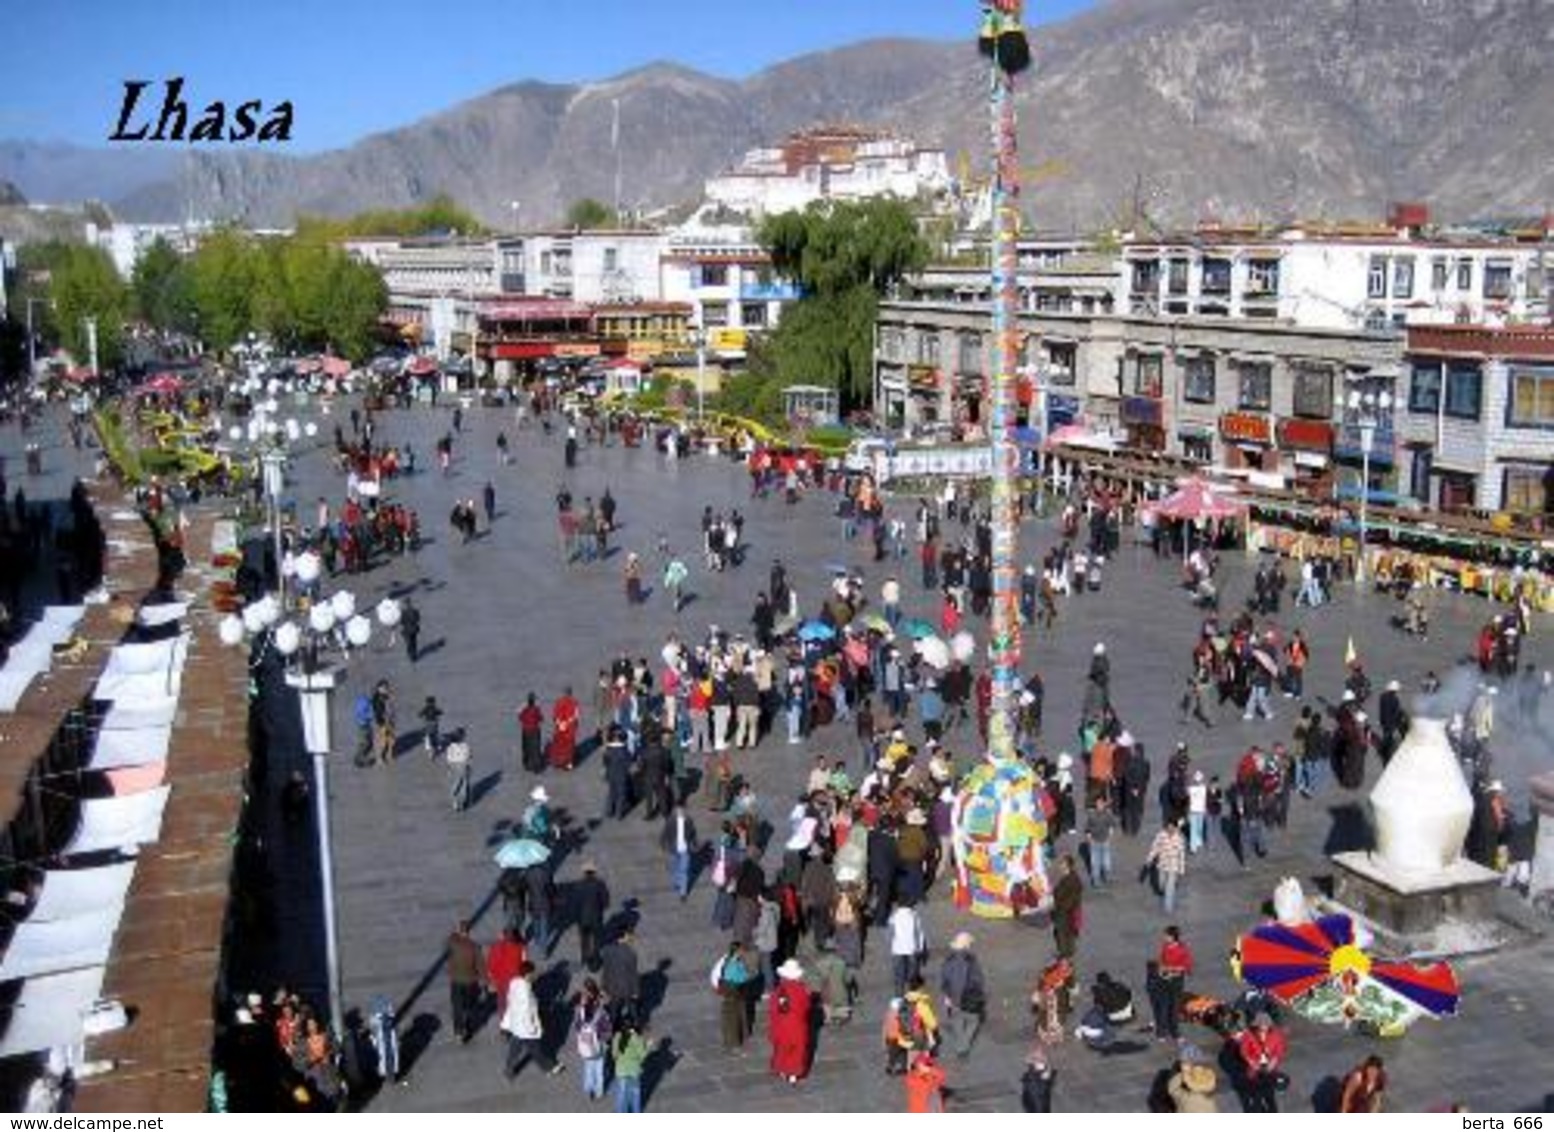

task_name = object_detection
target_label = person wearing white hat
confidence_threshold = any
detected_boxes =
[767,958,814,1084]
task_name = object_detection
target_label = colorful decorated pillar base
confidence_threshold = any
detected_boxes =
[952,757,1048,918]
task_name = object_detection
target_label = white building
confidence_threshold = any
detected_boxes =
[93,222,211,278]
[1123,211,1551,331]
[704,126,951,219]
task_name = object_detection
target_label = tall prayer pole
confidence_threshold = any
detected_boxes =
[983,0,1030,764]
[951,2,1044,920]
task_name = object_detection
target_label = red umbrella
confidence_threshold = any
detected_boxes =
[136,373,183,397]
[321,356,351,378]
[1150,477,1246,522]
[407,356,438,377]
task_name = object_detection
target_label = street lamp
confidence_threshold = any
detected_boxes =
[1347,388,1393,586]
[691,322,707,423]
[220,581,372,1043]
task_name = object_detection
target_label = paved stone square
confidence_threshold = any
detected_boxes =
[240,400,1552,1114]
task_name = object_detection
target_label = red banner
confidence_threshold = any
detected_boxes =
[1277,419,1334,452]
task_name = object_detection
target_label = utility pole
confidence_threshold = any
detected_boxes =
[85,316,99,376]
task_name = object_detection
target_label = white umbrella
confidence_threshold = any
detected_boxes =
[916,636,951,670]
[950,630,976,663]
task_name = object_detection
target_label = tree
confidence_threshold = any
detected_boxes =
[756,198,928,410]
[50,244,130,370]
[131,237,196,333]
[187,228,258,354]
[294,194,488,240]
[565,198,615,230]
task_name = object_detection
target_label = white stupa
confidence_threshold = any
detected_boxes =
[1369,716,1474,874]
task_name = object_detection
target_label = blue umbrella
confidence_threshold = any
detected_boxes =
[824,562,850,575]
[900,619,935,640]
[493,838,551,869]
[797,620,837,642]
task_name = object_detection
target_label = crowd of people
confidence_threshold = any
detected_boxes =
[200,388,1547,1114]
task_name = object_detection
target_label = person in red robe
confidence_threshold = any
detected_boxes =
[485,929,528,1014]
[767,959,814,1084]
[550,689,580,770]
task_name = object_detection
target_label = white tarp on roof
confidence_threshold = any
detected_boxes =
[62,788,170,857]
[98,698,179,731]
[26,864,137,923]
[0,965,106,1058]
[0,908,120,980]
[0,607,88,713]
[89,724,173,770]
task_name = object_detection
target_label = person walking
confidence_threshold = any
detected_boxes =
[938,931,987,1059]
[1154,925,1194,1043]
[889,901,927,998]
[904,1051,948,1113]
[486,929,528,1018]
[610,1019,650,1112]
[767,958,815,1085]
[400,597,421,663]
[1050,854,1083,959]
[660,804,698,901]
[419,695,444,757]
[445,920,484,1044]
[500,963,564,1079]
[1084,795,1116,885]
[713,941,756,1050]
[571,862,610,972]
[573,978,613,1103]
[550,687,580,771]
[482,480,496,526]
[1145,820,1188,913]
[518,693,545,773]
[599,929,642,1028]
[445,730,472,812]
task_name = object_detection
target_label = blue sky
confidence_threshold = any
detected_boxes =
[3,0,1096,151]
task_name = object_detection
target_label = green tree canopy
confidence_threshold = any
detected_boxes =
[565,197,616,230]
[294,194,488,240]
[755,198,929,409]
[49,243,129,371]
[131,237,196,333]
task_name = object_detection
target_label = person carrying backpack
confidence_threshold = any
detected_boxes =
[573,978,612,1102]
[712,941,755,1049]
[939,931,987,1058]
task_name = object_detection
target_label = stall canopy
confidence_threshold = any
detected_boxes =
[93,636,189,702]
[26,863,137,923]
[98,698,179,733]
[0,908,121,980]
[1149,476,1248,522]
[62,787,171,857]
[0,965,107,1058]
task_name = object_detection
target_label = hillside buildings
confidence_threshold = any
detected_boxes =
[704,125,952,218]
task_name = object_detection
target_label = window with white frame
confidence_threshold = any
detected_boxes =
[1508,366,1554,428]
[1368,257,1388,299]
[1393,258,1415,300]
[1247,259,1280,297]
[1484,261,1513,300]
[1456,259,1473,291]
[1430,258,1448,292]
[1409,362,1442,414]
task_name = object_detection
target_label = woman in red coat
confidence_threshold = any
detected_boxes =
[767,959,814,1085]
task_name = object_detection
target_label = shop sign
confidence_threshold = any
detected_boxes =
[1277,419,1333,452]
[1220,411,1271,445]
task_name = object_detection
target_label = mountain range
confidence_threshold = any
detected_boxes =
[3,0,1552,232]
